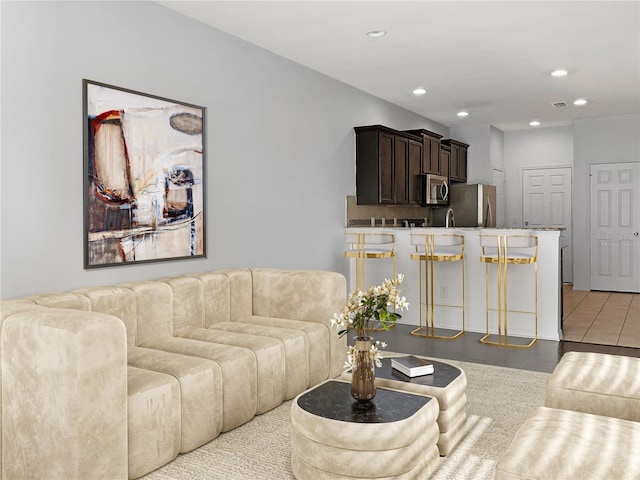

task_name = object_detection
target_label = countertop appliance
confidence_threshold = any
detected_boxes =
[421,174,449,206]
[433,183,497,227]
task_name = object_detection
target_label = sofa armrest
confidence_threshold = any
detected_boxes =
[2,308,128,479]
[250,268,347,378]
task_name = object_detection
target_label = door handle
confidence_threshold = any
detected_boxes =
[524,221,529,226]
[634,232,639,236]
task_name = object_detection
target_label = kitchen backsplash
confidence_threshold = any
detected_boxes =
[345,195,434,227]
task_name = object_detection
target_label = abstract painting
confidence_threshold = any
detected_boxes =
[83,80,206,268]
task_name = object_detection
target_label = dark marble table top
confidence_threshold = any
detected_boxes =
[296,380,432,424]
[377,357,461,388]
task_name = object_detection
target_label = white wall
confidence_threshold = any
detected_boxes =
[449,124,505,185]
[490,126,504,171]
[503,126,574,227]
[572,114,640,290]
[0,1,447,299]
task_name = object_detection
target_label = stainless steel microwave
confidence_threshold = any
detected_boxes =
[421,174,449,205]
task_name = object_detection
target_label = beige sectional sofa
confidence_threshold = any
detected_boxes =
[0,268,346,479]
[495,351,640,479]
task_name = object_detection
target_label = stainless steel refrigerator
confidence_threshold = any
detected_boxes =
[433,184,497,227]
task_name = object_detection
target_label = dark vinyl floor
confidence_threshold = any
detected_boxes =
[368,324,640,373]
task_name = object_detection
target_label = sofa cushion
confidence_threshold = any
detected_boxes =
[211,321,309,399]
[250,268,347,378]
[124,280,259,432]
[545,351,640,422]
[128,347,224,452]
[28,292,91,310]
[190,271,232,325]
[163,275,286,413]
[127,366,181,479]
[176,326,285,414]
[119,281,173,345]
[75,286,137,346]
[2,308,127,480]
[219,268,253,319]
[495,406,640,480]
[240,315,330,387]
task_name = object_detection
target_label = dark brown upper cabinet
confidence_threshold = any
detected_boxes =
[442,139,469,183]
[354,125,422,205]
[440,144,451,180]
[404,129,444,176]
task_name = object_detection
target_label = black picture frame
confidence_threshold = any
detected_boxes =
[83,79,206,268]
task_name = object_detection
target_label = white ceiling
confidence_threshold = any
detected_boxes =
[159,1,640,131]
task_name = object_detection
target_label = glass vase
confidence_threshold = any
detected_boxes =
[351,337,376,401]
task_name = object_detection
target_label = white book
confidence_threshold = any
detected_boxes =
[391,356,434,377]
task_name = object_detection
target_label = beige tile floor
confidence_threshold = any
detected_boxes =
[562,284,640,348]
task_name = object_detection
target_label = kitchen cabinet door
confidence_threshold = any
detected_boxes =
[443,139,469,183]
[428,137,441,174]
[403,129,442,175]
[408,139,422,205]
[355,125,421,205]
[440,145,450,179]
[449,143,460,180]
[459,147,468,183]
[394,136,409,204]
[379,132,394,204]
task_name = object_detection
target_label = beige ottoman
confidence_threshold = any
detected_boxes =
[341,356,467,455]
[545,351,640,422]
[495,406,640,480]
[291,380,440,479]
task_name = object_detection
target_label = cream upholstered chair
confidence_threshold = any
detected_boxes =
[479,229,538,348]
[345,230,396,292]
[410,229,465,339]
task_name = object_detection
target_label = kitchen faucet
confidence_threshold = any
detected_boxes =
[445,207,455,228]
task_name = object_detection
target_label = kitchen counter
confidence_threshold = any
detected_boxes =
[344,227,562,341]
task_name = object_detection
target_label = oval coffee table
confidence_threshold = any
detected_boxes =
[291,379,440,479]
[341,356,467,455]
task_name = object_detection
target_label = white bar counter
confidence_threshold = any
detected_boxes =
[344,227,563,342]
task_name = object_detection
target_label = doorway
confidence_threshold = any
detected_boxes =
[590,162,640,293]
[522,167,573,283]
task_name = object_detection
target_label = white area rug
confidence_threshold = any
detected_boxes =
[143,356,550,479]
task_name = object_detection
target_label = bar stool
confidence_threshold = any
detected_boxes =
[344,230,396,293]
[410,228,465,339]
[479,229,538,348]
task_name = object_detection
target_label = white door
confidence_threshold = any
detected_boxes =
[522,167,573,283]
[590,162,640,293]
[492,168,505,227]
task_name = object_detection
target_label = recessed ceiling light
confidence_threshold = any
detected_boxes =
[551,69,568,77]
[529,120,541,127]
[573,98,588,106]
[365,30,387,38]
[413,87,427,95]
[457,111,469,117]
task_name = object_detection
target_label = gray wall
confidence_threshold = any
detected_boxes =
[503,126,574,228]
[0,1,447,299]
[572,114,640,290]
[450,124,493,184]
